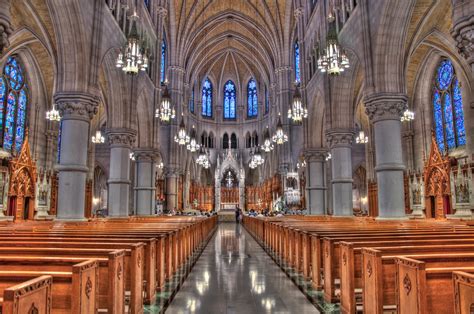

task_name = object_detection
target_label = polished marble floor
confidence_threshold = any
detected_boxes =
[166,223,319,314]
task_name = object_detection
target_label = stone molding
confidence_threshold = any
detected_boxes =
[0,0,12,55]
[326,129,354,148]
[294,7,304,19]
[451,15,474,63]
[54,92,99,121]
[157,6,168,17]
[106,128,137,148]
[164,166,180,177]
[364,93,407,123]
[304,148,328,162]
[133,148,159,163]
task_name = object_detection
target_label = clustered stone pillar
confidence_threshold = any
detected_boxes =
[55,92,98,220]
[166,167,179,212]
[365,93,407,219]
[326,129,354,216]
[106,128,136,217]
[134,149,158,216]
[304,149,327,215]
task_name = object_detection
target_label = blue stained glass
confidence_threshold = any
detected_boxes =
[453,79,466,146]
[294,42,301,83]
[189,87,194,113]
[437,59,453,91]
[224,80,236,119]
[5,57,24,91]
[433,89,445,152]
[247,79,258,117]
[14,89,26,151]
[443,93,455,150]
[160,39,166,83]
[3,92,15,151]
[0,78,5,131]
[202,78,212,117]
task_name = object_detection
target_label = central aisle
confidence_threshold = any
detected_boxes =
[166,223,318,314]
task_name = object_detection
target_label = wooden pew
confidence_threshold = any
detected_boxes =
[452,271,474,314]
[0,259,98,314]
[395,256,474,314]
[0,275,52,314]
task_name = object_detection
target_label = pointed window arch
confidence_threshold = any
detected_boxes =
[224,80,236,119]
[0,56,28,153]
[247,78,258,118]
[202,78,213,117]
[160,38,166,83]
[223,133,229,149]
[432,59,466,152]
[294,41,301,83]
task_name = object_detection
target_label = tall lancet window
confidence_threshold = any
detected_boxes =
[265,85,269,114]
[160,39,166,83]
[189,86,194,113]
[432,59,466,152]
[294,41,301,83]
[224,80,236,119]
[0,56,28,152]
[247,78,258,118]
[202,78,213,117]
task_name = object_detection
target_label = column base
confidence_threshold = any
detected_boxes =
[375,216,409,221]
[407,208,426,219]
[55,218,89,222]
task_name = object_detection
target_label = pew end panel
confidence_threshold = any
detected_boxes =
[2,275,53,314]
[72,259,99,314]
[395,257,427,314]
[453,271,474,314]
[361,248,384,314]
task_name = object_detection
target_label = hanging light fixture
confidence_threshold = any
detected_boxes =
[326,152,332,161]
[355,130,368,144]
[92,130,105,144]
[196,146,207,165]
[317,11,350,75]
[174,116,190,145]
[156,83,176,122]
[272,114,288,145]
[288,84,308,123]
[129,153,136,161]
[297,159,307,169]
[46,104,61,122]
[401,109,415,122]
[115,10,149,75]
[186,126,200,152]
[261,127,274,152]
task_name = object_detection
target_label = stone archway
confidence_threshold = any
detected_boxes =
[8,134,37,221]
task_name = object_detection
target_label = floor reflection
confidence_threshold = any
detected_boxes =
[166,223,318,314]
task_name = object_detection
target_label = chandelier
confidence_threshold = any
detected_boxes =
[356,130,368,144]
[197,147,211,169]
[91,130,105,144]
[317,13,350,75]
[288,85,307,123]
[129,153,136,161]
[326,153,332,161]
[46,104,61,122]
[174,117,190,145]
[249,147,264,169]
[272,115,288,145]
[156,84,175,122]
[115,11,149,75]
[261,128,274,152]
[297,159,307,169]
[401,109,415,122]
[186,127,200,152]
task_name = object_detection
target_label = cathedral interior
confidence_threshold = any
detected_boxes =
[0,0,472,313]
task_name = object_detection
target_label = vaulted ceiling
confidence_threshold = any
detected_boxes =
[168,0,296,86]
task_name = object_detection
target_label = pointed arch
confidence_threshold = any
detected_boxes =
[247,78,258,118]
[223,80,236,119]
[202,77,213,117]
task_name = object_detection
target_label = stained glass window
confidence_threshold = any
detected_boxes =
[189,86,194,113]
[0,56,28,152]
[265,85,269,114]
[432,59,466,152]
[294,41,301,83]
[160,39,166,83]
[247,79,258,118]
[202,78,213,117]
[144,0,150,10]
[224,80,236,119]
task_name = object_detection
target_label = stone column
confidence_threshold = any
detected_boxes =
[106,128,136,217]
[304,148,327,215]
[326,129,354,216]
[55,92,98,220]
[165,167,179,212]
[134,148,158,216]
[365,93,407,219]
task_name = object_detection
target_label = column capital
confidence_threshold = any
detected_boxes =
[106,128,136,148]
[133,148,159,162]
[304,148,328,162]
[294,7,304,19]
[364,93,407,123]
[451,15,474,64]
[156,6,168,17]
[326,129,355,148]
[54,92,100,121]
[164,166,180,177]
